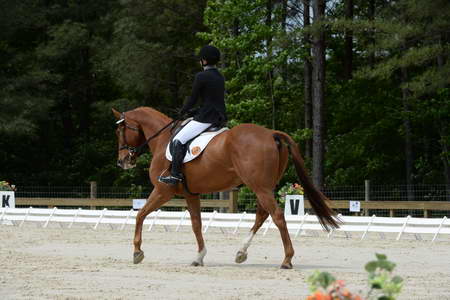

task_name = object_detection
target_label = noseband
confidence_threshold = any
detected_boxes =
[117,114,141,154]
[117,113,177,157]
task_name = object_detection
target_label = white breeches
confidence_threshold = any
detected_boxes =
[174,120,212,144]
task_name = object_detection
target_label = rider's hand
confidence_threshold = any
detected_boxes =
[177,108,188,120]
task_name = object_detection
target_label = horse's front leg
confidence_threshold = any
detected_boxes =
[186,195,206,266]
[133,188,173,264]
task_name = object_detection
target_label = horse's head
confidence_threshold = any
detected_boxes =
[112,108,145,169]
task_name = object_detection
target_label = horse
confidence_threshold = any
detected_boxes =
[112,106,339,269]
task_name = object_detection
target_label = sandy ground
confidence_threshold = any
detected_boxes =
[1,222,450,300]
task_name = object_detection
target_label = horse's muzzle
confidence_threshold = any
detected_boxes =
[117,159,124,168]
[117,157,136,170]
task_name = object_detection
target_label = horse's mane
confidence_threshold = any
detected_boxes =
[132,106,172,123]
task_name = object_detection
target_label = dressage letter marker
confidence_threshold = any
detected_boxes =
[1,192,15,208]
[284,195,304,216]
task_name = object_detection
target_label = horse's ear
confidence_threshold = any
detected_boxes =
[111,108,122,120]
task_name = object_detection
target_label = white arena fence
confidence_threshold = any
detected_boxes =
[1,207,449,243]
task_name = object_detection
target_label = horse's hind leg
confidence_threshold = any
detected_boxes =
[133,188,173,264]
[186,195,206,266]
[256,191,295,269]
[235,204,269,264]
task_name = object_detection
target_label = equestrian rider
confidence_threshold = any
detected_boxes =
[158,45,227,185]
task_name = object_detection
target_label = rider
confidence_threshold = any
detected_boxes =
[158,45,227,185]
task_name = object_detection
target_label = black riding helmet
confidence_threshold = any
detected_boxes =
[198,45,220,66]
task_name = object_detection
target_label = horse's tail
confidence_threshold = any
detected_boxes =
[273,131,341,231]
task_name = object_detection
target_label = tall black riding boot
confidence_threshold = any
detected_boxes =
[158,140,186,185]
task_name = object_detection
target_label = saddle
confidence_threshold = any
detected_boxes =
[165,118,228,163]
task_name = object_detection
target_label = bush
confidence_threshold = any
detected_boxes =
[0,181,15,191]
[237,185,257,211]
[306,254,403,300]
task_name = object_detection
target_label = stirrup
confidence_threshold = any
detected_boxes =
[158,174,183,185]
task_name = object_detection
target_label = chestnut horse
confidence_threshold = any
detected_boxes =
[112,106,339,269]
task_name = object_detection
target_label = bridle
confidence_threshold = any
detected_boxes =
[116,112,178,157]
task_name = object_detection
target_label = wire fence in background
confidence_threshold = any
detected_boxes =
[10,183,450,217]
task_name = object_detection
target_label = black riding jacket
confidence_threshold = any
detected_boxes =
[181,67,226,125]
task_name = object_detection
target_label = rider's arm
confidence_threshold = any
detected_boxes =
[181,72,204,114]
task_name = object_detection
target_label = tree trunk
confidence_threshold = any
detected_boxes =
[80,47,92,140]
[368,0,375,67]
[437,48,450,199]
[401,67,414,201]
[343,0,353,80]
[312,0,326,188]
[170,62,179,107]
[266,0,275,129]
[281,0,288,81]
[61,99,74,150]
[233,18,241,70]
[303,0,313,160]
[440,131,450,198]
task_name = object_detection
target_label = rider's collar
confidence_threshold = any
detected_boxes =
[203,65,217,71]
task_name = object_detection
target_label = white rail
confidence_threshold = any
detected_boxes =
[1,208,449,242]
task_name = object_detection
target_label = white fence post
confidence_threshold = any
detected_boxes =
[203,210,217,233]
[43,207,57,228]
[1,208,449,243]
[19,207,32,227]
[294,213,309,238]
[432,216,447,243]
[263,216,273,236]
[120,209,133,231]
[176,210,189,232]
[361,215,376,240]
[396,215,411,241]
[327,214,342,238]
[148,210,161,232]
[69,208,81,229]
[94,208,107,230]
[233,212,246,234]
[0,207,7,223]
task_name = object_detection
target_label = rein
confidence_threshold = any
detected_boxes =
[118,113,178,156]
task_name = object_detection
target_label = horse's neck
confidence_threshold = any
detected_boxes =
[132,107,171,152]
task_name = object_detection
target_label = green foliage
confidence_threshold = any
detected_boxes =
[0,181,15,191]
[128,184,144,199]
[1,0,449,188]
[307,271,336,293]
[0,0,205,186]
[307,254,403,300]
[113,153,153,187]
[276,182,304,207]
[237,185,257,211]
[356,0,450,98]
[365,254,403,300]
[199,0,304,130]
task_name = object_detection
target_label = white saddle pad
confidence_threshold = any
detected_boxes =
[165,128,229,163]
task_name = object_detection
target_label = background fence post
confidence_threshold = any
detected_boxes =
[219,191,228,213]
[364,180,370,216]
[90,181,97,210]
[229,188,239,213]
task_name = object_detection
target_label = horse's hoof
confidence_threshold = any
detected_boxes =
[191,261,204,267]
[235,250,248,264]
[133,251,145,264]
[280,263,293,269]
